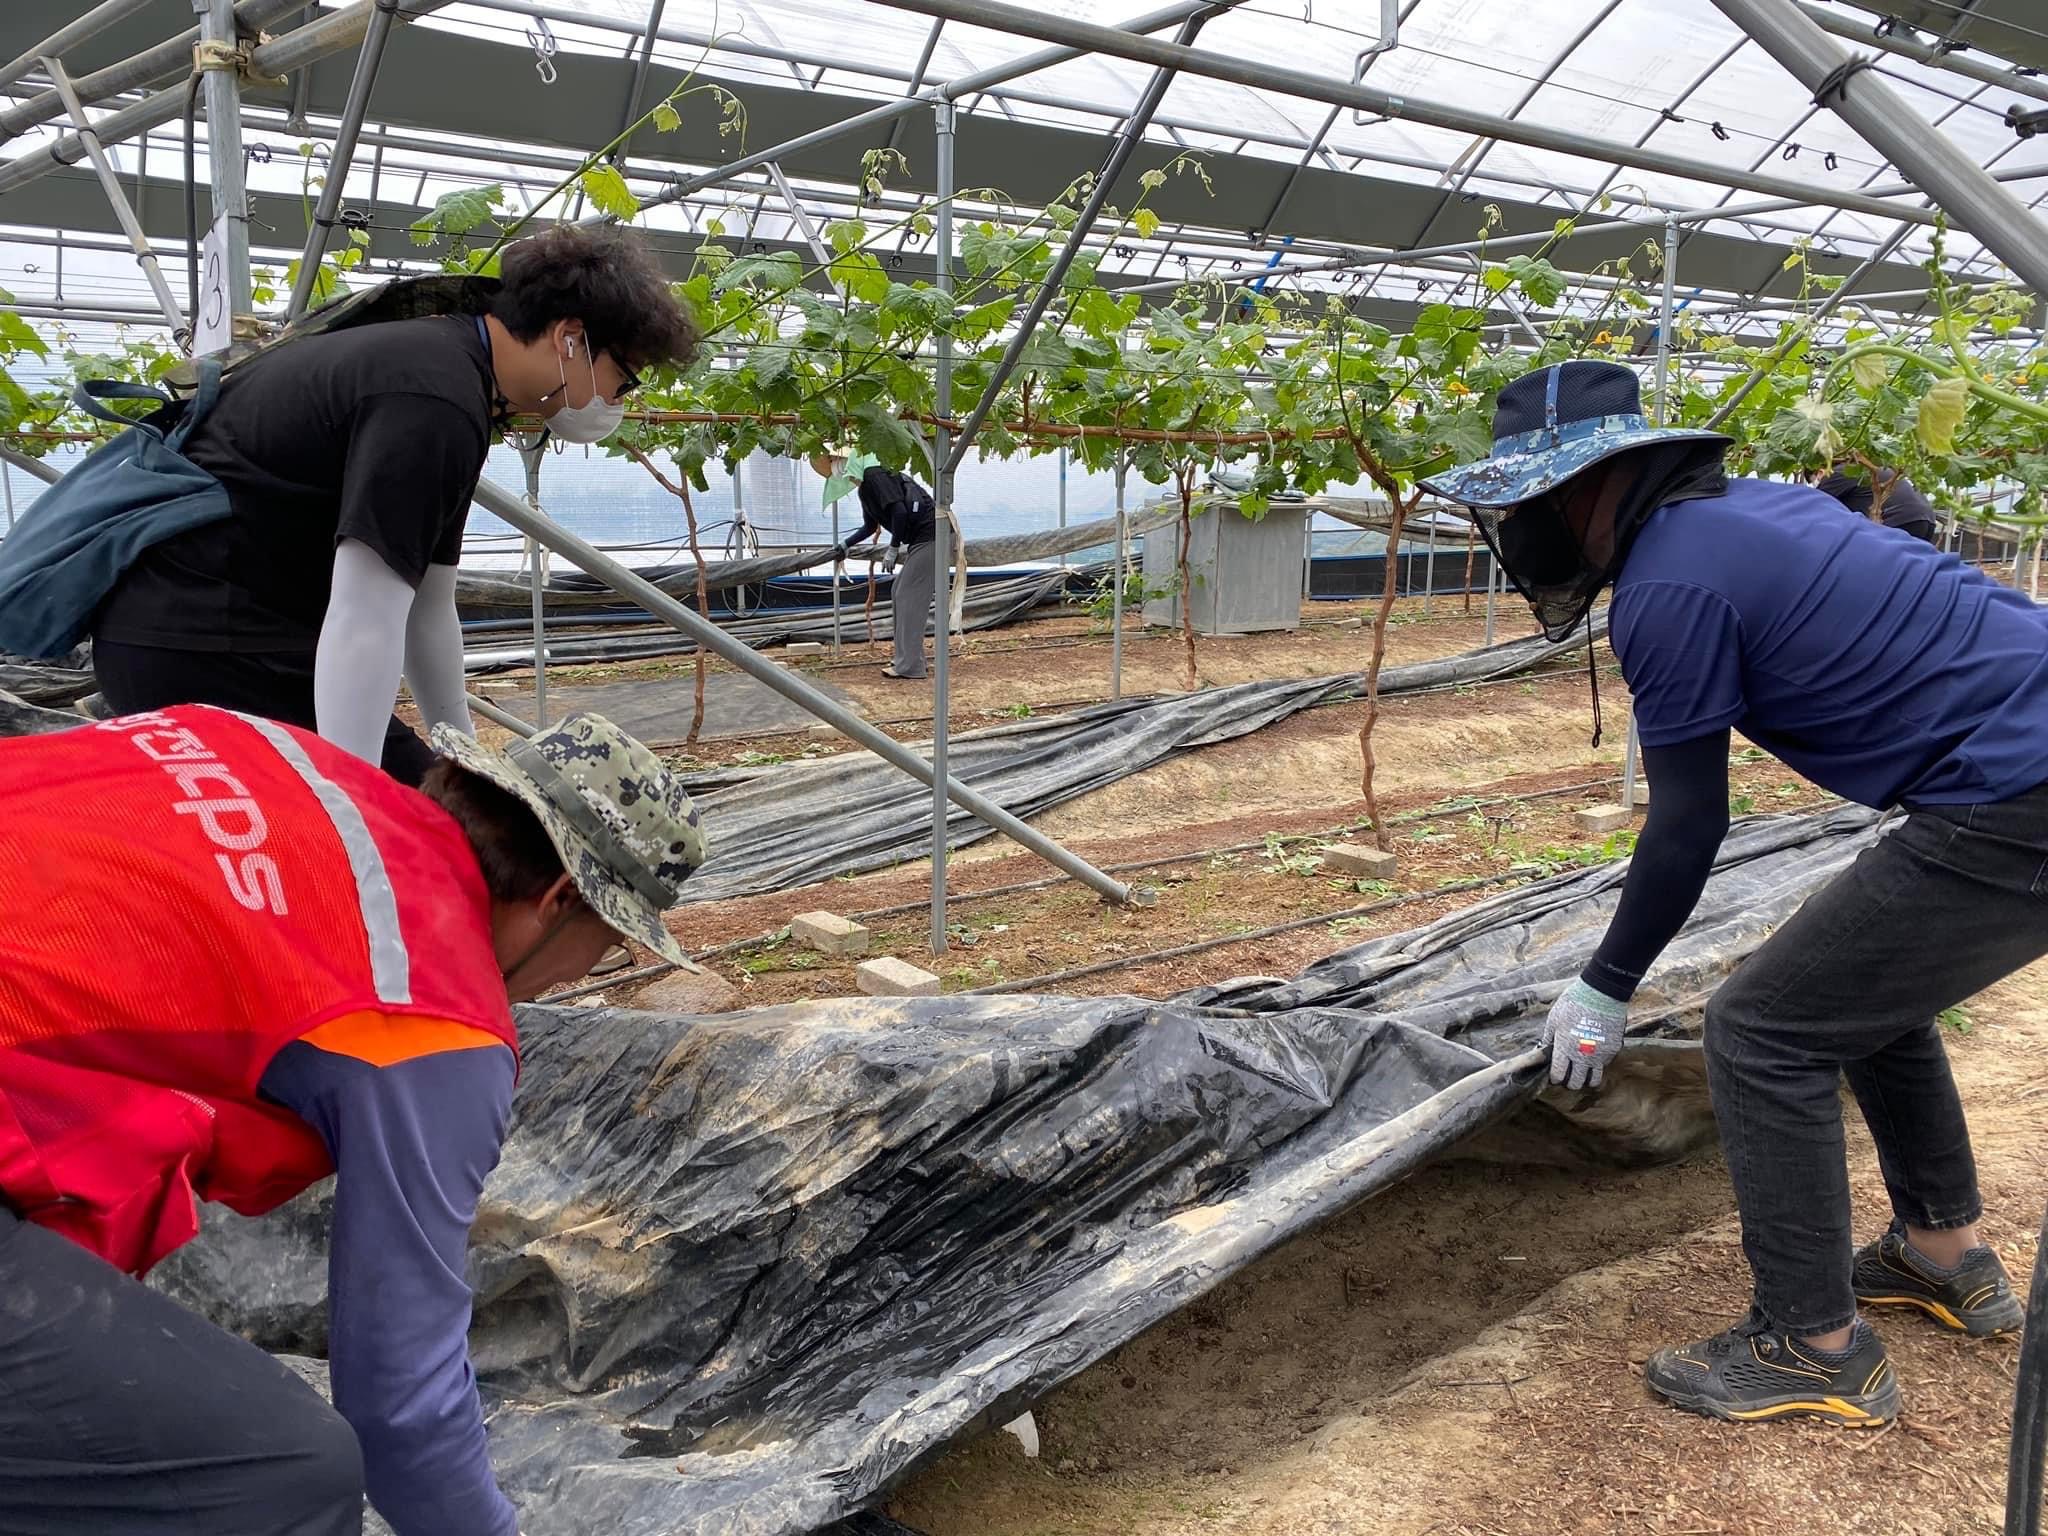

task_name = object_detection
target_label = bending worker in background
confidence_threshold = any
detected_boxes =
[1813,460,1942,546]
[1424,360,2048,1429]
[88,226,696,784]
[831,459,942,680]
[0,705,705,1534]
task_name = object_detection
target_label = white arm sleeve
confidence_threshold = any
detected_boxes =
[314,539,415,766]
[403,562,475,739]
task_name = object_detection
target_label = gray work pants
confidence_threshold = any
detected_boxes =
[889,539,938,679]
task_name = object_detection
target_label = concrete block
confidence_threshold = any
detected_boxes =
[785,641,828,656]
[1575,804,1632,836]
[791,910,871,957]
[858,956,941,997]
[1623,779,1650,809]
[1324,842,1399,879]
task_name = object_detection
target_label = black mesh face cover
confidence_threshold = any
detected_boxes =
[1473,442,1731,643]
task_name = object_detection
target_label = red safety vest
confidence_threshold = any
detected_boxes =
[0,706,517,1274]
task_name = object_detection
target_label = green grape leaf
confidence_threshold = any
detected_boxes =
[409,184,504,245]
[714,251,804,294]
[747,342,794,389]
[1848,352,1891,393]
[652,102,681,132]
[1915,375,1969,454]
[1132,207,1161,241]
[579,165,640,221]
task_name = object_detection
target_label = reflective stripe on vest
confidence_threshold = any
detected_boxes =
[233,712,413,1007]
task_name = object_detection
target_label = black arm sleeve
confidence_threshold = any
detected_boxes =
[845,479,884,548]
[1581,729,1732,1002]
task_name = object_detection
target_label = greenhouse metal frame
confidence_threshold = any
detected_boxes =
[1,0,2045,947]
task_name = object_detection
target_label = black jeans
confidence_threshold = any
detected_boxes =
[0,1205,364,1535]
[93,637,435,787]
[1705,782,2048,1334]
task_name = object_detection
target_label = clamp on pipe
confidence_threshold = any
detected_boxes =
[193,34,283,87]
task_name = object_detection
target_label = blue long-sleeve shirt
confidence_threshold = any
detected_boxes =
[259,1026,519,1536]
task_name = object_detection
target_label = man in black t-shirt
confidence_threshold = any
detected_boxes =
[91,225,698,784]
[833,465,940,679]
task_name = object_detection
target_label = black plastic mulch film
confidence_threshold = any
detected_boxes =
[149,806,1877,1536]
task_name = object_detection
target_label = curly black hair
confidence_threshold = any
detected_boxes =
[491,224,698,374]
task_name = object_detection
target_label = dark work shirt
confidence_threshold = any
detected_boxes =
[94,316,493,654]
[1816,469,1939,542]
[258,1033,518,1536]
[1611,477,2048,809]
[848,466,936,549]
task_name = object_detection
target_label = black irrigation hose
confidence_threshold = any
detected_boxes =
[539,778,1628,1006]
[961,871,1531,996]
[2006,1201,2048,1536]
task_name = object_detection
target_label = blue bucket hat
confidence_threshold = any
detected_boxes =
[1419,360,1730,510]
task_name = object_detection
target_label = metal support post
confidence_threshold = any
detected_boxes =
[930,98,958,954]
[199,0,254,319]
[1709,0,2048,295]
[1,446,60,487]
[287,0,401,319]
[1623,216,1680,817]
[1621,713,1642,810]
[1485,559,1498,646]
[1056,448,1073,573]
[40,57,187,334]
[1654,220,1679,420]
[520,442,549,727]
[1,465,14,531]
[473,477,1137,905]
[1112,452,1128,701]
[1422,514,1436,615]
[830,494,842,657]
[0,0,162,95]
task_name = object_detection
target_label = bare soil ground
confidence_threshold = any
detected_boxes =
[497,598,2041,1535]
[884,970,2047,1536]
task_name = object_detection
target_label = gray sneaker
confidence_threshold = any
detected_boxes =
[1645,1308,1898,1427]
[1853,1222,2025,1337]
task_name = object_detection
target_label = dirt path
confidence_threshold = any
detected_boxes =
[885,972,2048,1536]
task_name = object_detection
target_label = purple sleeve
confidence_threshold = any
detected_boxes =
[260,1038,519,1536]
[1611,579,1749,748]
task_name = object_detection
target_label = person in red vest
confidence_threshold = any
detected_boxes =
[0,705,705,1536]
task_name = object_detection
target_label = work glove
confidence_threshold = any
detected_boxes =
[1541,978,1628,1090]
[827,542,849,562]
[881,546,901,574]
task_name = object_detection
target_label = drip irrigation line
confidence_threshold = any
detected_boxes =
[960,871,1534,996]
[539,776,1628,1005]
[970,800,1844,996]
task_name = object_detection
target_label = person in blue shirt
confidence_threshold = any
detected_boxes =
[1424,360,2047,1430]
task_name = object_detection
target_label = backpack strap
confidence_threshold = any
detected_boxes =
[69,356,222,448]
[71,377,175,432]
[164,358,222,451]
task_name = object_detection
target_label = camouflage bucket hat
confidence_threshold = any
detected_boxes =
[431,712,705,967]
[1418,359,1730,510]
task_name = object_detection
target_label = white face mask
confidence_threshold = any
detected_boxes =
[546,336,624,445]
